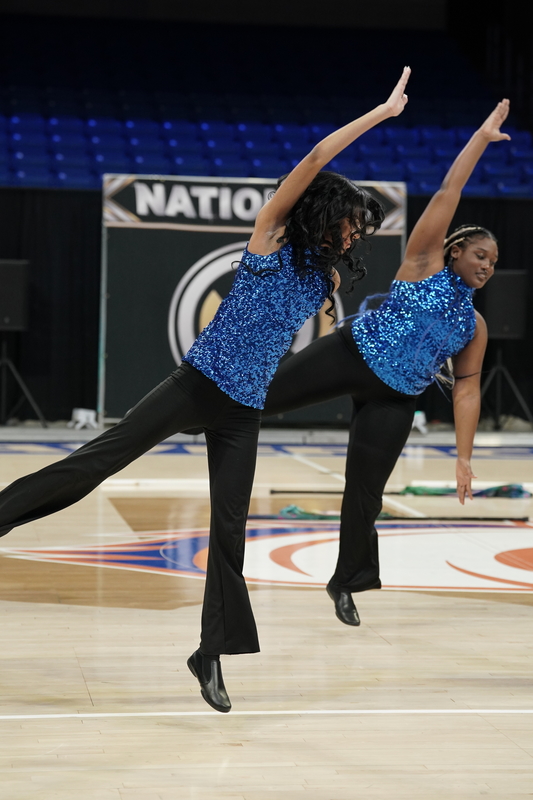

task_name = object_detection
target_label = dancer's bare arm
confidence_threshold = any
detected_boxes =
[248,67,411,255]
[452,312,488,503]
[397,100,510,281]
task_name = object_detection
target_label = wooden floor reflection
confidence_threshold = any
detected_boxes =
[1,441,533,798]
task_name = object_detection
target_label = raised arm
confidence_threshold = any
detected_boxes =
[397,100,510,280]
[452,311,488,503]
[248,67,411,255]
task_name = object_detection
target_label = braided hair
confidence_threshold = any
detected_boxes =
[444,224,497,264]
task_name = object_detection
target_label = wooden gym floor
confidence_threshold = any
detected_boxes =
[0,431,533,799]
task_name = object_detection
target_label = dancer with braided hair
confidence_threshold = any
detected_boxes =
[0,69,413,712]
[264,99,509,627]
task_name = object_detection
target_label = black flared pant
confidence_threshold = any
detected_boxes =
[264,327,417,593]
[0,363,261,655]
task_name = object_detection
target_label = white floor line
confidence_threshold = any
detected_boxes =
[287,452,427,519]
[1,709,533,721]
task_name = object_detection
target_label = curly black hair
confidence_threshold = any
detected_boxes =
[275,171,385,319]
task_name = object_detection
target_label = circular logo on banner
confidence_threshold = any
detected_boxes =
[167,241,344,365]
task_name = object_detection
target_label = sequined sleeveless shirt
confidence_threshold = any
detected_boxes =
[184,243,329,408]
[351,267,477,395]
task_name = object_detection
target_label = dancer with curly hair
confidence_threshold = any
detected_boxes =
[0,68,412,712]
[264,99,509,627]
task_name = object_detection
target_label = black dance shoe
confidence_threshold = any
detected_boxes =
[326,586,361,626]
[187,649,232,713]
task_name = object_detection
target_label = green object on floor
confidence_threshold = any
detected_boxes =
[400,483,531,498]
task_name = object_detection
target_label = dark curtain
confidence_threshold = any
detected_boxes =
[1,187,532,423]
[0,187,101,421]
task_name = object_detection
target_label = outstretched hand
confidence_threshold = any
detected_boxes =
[456,457,477,505]
[383,66,411,117]
[479,99,511,142]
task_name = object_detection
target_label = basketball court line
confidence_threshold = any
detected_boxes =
[286,451,427,518]
[1,709,533,721]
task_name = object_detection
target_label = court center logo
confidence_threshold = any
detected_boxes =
[167,241,344,365]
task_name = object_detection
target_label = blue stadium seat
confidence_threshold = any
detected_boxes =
[367,160,406,181]
[245,140,281,158]
[9,113,46,133]
[162,120,198,137]
[329,159,367,180]
[47,116,85,134]
[204,139,242,156]
[236,123,273,142]
[419,127,457,147]
[482,164,521,182]
[93,152,132,172]
[86,117,124,135]
[198,121,236,140]
[496,182,533,197]
[462,183,496,197]
[171,155,211,176]
[89,133,126,151]
[124,119,161,135]
[128,136,164,154]
[510,147,533,162]
[55,168,99,189]
[0,115,7,132]
[10,131,48,148]
[396,145,432,160]
[53,151,92,168]
[273,124,309,145]
[456,127,477,145]
[359,144,394,160]
[132,155,172,174]
[521,164,533,180]
[11,147,50,166]
[405,160,444,181]
[433,146,461,161]
[416,180,443,195]
[309,123,336,143]
[355,129,384,147]
[212,157,251,177]
[507,130,532,148]
[250,157,289,178]
[0,165,11,184]
[480,144,510,162]
[50,133,88,149]
[12,167,53,187]
[165,137,204,156]
[383,127,420,146]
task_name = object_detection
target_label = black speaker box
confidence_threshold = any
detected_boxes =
[0,260,29,332]
[482,269,527,340]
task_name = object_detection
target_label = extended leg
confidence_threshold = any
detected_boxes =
[0,364,221,536]
[200,402,261,655]
[329,395,416,593]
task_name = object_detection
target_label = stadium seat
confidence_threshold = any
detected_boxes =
[9,113,46,132]
[482,164,521,182]
[359,144,394,160]
[165,138,204,156]
[55,168,99,189]
[132,155,172,174]
[416,180,443,195]
[250,157,289,178]
[10,131,48,148]
[89,133,126,151]
[396,145,432,160]
[273,124,310,145]
[53,151,91,168]
[383,127,420,146]
[235,123,273,142]
[329,159,367,180]
[86,117,124,135]
[124,119,161,135]
[11,147,50,166]
[12,166,53,187]
[212,156,251,177]
[419,127,457,147]
[367,160,406,181]
[128,136,165,154]
[162,120,198,138]
[47,116,85,134]
[93,152,132,172]
[50,133,88,149]
[405,160,444,181]
[172,155,211,176]
[204,139,243,156]
[198,121,236,140]
[245,140,281,158]
[496,182,533,197]
[510,147,533,162]
[462,183,496,197]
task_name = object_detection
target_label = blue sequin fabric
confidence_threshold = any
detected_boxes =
[351,267,476,395]
[184,243,329,408]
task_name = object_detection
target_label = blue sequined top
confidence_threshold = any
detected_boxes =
[352,267,476,395]
[184,243,329,408]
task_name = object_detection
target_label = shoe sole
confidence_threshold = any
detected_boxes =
[187,656,232,714]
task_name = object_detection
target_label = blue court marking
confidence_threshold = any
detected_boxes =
[1,442,533,459]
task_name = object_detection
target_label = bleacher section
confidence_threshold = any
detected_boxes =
[1,16,531,195]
